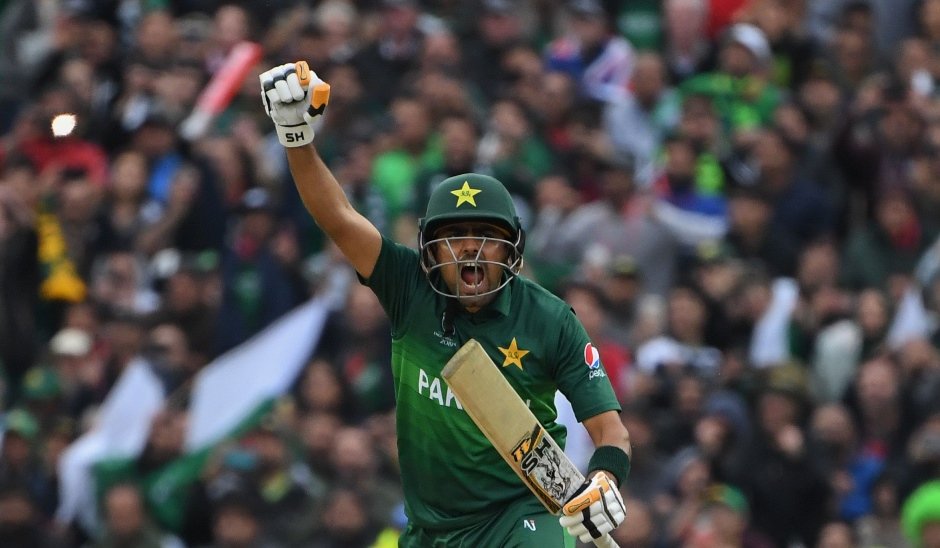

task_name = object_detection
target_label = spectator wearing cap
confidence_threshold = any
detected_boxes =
[216,187,305,353]
[741,0,818,91]
[48,326,105,419]
[686,483,774,548]
[680,23,783,140]
[733,364,830,548]
[604,52,682,188]
[544,0,636,104]
[599,254,646,347]
[651,134,729,248]
[18,366,65,433]
[0,409,57,520]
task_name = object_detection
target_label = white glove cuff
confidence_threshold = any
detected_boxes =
[276,123,314,147]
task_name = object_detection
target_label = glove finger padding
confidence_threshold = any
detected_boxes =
[559,472,626,543]
[259,60,328,147]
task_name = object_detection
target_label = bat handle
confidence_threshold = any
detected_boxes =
[592,533,620,548]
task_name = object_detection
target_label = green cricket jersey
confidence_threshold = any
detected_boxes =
[361,236,621,531]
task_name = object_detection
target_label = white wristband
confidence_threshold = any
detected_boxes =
[276,123,314,147]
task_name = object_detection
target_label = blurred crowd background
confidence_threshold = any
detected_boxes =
[3,0,940,546]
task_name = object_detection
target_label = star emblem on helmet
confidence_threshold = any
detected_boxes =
[451,181,482,208]
[499,338,530,370]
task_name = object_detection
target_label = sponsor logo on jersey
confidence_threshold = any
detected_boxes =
[523,519,536,531]
[583,342,607,379]
[584,343,601,369]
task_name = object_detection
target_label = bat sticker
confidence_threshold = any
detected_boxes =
[510,423,582,514]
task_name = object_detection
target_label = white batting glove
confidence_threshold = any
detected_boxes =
[259,61,330,147]
[559,471,626,544]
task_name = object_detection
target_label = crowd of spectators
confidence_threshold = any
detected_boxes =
[2,0,940,546]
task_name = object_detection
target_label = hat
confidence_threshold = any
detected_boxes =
[726,23,772,67]
[609,254,640,279]
[902,480,940,545]
[567,0,606,18]
[695,240,734,265]
[237,187,276,214]
[703,483,749,515]
[761,363,810,402]
[21,367,62,401]
[49,328,92,357]
[3,409,39,441]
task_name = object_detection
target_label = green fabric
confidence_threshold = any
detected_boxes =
[487,137,554,201]
[680,73,782,135]
[694,152,726,196]
[361,237,620,531]
[902,480,940,547]
[371,137,444,226]
[614,0,662,50]
[93,401,277,532]
[398,496,574,547]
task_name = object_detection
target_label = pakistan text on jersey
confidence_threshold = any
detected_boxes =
[417,368,533,410]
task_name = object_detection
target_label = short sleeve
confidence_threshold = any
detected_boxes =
[359,237,424,335]
[553,307,621,422]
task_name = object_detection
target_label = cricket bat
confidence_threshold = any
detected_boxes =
[179,41,263,141]
[442,339,619,548]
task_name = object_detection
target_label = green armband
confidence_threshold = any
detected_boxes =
[587,446,631,487]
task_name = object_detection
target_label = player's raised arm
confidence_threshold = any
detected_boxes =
[260,61,381,278]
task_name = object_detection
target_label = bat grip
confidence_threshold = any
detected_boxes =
[593,533,620,548]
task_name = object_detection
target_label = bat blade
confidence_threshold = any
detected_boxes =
[442,339,619,547]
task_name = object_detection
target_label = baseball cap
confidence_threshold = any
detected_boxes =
[608,255,640,279]
[3,409,39,441]
[21,367,62,401]
[726,24,772,67]
[49,327,93,357]
[703,483,749,515]
[902,480,940,545]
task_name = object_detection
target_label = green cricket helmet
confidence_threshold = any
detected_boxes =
[418,173,525,299]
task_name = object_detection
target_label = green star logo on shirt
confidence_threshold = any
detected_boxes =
[451,181,482,208]
[499,338,530,370]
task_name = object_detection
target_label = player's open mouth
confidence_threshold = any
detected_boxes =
[460,263,484,289]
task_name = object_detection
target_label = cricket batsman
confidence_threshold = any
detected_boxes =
[260,61,631,547]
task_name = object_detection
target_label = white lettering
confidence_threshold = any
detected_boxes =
[429,377,444,405]
[445,387,463,410]
[418,369,430,395]
[589,370,607,380]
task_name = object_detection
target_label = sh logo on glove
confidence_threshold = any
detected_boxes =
[259,61,330,147]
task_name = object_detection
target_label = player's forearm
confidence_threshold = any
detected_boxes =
[286,144,357,235]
